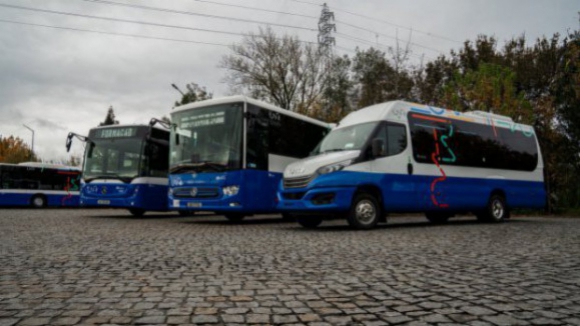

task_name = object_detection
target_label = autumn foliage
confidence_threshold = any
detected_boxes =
[0,136,37,163]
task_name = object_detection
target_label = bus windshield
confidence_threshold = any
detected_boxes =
[314,122,379,154]
[83,138,143,182]
[170,103,243,173]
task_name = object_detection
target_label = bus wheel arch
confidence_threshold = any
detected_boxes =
[347,186,383,229]
[30,194,47,208]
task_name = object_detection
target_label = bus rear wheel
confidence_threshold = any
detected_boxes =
[128,208,146,217]
[30,195,46,208]
[297,216,322,229]
[225,214,245,222]
[477,194,509,223]
[347,193,380,230]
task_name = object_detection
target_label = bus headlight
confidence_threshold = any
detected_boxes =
[316,160,353,175]
[223,185,240,196]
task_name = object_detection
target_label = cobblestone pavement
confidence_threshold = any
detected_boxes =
[1,209,579,326]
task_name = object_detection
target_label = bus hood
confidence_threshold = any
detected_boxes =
[284,150,361,178]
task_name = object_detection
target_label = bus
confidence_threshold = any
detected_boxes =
[169,96,330,221]
[278,101,546,229]
[0,162,80,207]
[66,123,170,216]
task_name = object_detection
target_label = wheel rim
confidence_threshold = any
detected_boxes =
[491,199,504,219]
[355,199,376,224]
[33,197,44,207]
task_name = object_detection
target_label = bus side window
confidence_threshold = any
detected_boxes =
[386,124,407,156]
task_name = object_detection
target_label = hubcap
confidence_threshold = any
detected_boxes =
[492,200,504,219]
[355,200,376,224]
[33,197,43,207]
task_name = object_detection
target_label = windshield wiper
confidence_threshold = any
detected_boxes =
[170,162,227,174]
[85,174,132,183]
[322,149,346,154]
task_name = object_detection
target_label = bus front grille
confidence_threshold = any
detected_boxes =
[283,175,315,189]
[174,187,220,198]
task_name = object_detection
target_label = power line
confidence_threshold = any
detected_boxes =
[335,32,433,60]
[0,19,231,46]
[80,0,316,32]
[190,0,317,20]
[0,3,318,44]
[287,0,462,44]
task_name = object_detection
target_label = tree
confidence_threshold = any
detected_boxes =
[173,83,213,107]
[221,27,327,113]
[99,106,119,126]
[0,135,37,163]
[316,54,354,122]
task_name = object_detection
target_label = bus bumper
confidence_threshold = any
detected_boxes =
[277,186,356,213]
[168,195,248,213]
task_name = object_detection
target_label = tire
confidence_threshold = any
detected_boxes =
[477,194,509,223]
[297,216,322,229]
[346,193,381,230]
[225,214,245,222]
[425,212,450,224]
[178,211,196,217]
[30,195,46,208]
[281,213,295,221]
[128,208,146,217]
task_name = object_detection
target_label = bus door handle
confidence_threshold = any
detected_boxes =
[407,163,414,175]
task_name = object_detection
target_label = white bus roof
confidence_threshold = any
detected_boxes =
[336,100,532,130]
[16,162,81,171]
[171,95,329,128]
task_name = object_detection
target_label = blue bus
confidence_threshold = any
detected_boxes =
[0,162,80,207]
[168,96,330,221]
[278,101,546,229]
[66,123,170,216]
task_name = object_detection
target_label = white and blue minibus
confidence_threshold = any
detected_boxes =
[0,162,80,207]
[278,101,546,229]
[168,96,330,221]
[67,123,170,216]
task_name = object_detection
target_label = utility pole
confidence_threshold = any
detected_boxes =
[22,124,35,160]
[318,3,336,57]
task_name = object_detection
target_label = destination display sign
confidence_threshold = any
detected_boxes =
[94,127,138,139]
[180,111,225,129]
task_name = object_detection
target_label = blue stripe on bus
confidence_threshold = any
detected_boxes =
[0,192,79,207]
[169,169,282,214]
[278,170,546,213]
[80,183,168,211]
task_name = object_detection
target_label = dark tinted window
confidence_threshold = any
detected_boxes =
[408,113,538,171]
[247,104,269,170]
[0,165,80,191]
[370,122,407,157]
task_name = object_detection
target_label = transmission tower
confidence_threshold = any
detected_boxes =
[318,3,336,56]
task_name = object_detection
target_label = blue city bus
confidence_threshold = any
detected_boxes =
[168,96,330,221]
[278,101,546,229]
[66,123,170,216]
[0,162,80,207]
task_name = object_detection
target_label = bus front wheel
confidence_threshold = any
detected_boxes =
[128,208,146,217]
[30,195,46,208]
[225,214,245,222]
[347,193,380,230]
[297,216,322,229]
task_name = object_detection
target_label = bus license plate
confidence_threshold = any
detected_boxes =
[187,202,202,208]
[97,200,110,205]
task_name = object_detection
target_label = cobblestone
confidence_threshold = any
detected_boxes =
[1,210,579,325]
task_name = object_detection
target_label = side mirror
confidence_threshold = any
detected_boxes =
[65,133,73,152]
[371,138,384,158]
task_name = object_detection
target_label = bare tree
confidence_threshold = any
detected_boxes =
[221,27,327,114]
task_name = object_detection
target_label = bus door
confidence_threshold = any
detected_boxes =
[369,122,419,211]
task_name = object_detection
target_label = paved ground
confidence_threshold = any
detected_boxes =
[0,209,579,326]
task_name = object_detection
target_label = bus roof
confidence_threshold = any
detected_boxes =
[172,95,330,128]
[3,162,82,171]
[336,100,533,131]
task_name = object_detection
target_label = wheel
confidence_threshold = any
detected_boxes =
[225,214,245,222]
[477,194,509,223]
[128,208,146,217]
[178,211,196,217]
[30,195,46,208]
[346,193,381,230]
[281,213,295,221]
[425,212,450,224]
[297,216,322,229]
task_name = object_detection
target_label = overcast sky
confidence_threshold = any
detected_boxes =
[0,0,577,162]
